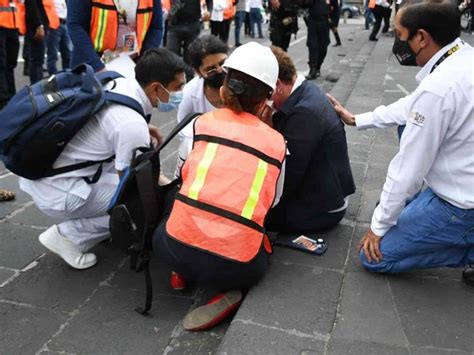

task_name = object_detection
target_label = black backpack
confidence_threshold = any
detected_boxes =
[108,112,201,315]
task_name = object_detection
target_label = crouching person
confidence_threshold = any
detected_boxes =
[153,43,286,331]
[20,49,186,269]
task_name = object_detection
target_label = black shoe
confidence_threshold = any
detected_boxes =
[369,37,378,41]
[332,43,341,47]
[235,42,242,47]
[23,63,29,76]
[305,68,320,80]
[462,265,474,286]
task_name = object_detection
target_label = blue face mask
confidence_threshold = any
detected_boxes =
[158,88,183,112]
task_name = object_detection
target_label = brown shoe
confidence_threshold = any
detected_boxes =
[0,189,15,202]
[183,290,243,331]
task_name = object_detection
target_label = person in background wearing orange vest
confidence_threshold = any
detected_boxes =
[220,0,236,43]
[67,0,163,72]
[25,0,59,84]
[153,42,286,331]
[0,0,24,109]
[368,0,392,41]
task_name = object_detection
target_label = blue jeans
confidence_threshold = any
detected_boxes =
[234,11,246,45]
[360,188,474,273]
[46,23,72,75]
[249,8,263,38]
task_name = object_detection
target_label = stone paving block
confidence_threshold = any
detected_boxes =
[345,190,362,222]
[218,322,326,355]
[0,222,45,269]
[229,261,342,338]
[47,289,191,354]
[357,189,381,223]
[350,161,366,188]
[345,127,374,145]
[373,127,399,147]
[383,92,406,106]
[389,276,474,352]
[333,271,409,347]
[0,267,16,286]
[327,338,409,355]
[410,346,472,355]
[348,142,371,163]
[0,174,31,219]
[365,163,389,191]
[0,245,125,313]
[271,224,354,271]
[9,204,62,228]
[0,302,67,354]
[369,144,398,165]
[345,226,368,272]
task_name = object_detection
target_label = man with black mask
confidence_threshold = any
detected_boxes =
[268,0,299,52]
[174,35,228,177]
[327,0,474,285]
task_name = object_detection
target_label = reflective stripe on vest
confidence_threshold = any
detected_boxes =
[0,0,24,32]
[90,0,153,54]
[166,108,286,263]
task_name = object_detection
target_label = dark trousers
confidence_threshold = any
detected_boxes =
[152,187,268,291]
[167,21,201,61]
[270,25,292,52]
[306,16,330,69]
[27,31,47,84]
[0,28,19,109]
[210,19,231,43]
[234,11,246,45]
[46,23,71,75]
[249,7,263,38]
[369,5,391,39]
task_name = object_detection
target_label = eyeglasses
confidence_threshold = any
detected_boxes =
[202,59,227,77]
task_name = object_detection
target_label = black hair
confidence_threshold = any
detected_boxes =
[135,48,187,87]
[400,0,461,47]
[187,35,229,70]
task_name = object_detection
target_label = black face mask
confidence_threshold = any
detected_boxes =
[204,72,226,89]
[392,35,418,66]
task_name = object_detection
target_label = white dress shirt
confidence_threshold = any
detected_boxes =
[355,38,474,236]
[20,77,151,211]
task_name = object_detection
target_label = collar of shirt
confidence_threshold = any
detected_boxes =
[290,74,305,94]
[415,37,464,84]
[127,78,153,116]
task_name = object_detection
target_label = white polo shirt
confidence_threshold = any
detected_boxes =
[355,38,474,236]
[20,77,151,211]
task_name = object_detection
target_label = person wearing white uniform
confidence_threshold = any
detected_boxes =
[175,35,228,178]
[20,49,187,270]
[328,0,474,285]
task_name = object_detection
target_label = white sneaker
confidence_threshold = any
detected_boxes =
[39,225,97,269]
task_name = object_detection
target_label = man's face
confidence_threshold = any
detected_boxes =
[154,71,186,107]
[271,79,285,111]
[198,53,228,79]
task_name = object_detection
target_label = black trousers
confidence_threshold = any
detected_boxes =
[270,26,292,52]
[210,19,231,44]
[152,187,268,291]
[0,28,19,109]
[305,16,330,69]
[369,5,391,39]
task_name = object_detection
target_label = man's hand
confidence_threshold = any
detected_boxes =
[34,25,45,41]
[148,124,163,148]
[357,228,383,263]
[326,94,356,126]
[258,103,274,128]
[270,0,280,10]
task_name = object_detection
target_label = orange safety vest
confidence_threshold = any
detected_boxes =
[42,0,60,30]
[166,108,286,263]
[90,0,153,54]
[162,0,171,13]
[223,0,235,20]
[368,0,376,9]
[0,0,25,34]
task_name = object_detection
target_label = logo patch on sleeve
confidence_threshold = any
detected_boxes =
[409,111,426,127]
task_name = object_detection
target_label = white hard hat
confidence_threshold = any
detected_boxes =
[223,42,279,91]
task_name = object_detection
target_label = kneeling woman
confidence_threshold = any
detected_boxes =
[153,42,286,331]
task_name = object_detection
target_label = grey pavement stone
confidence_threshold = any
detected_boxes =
[0,302,67,354]
[0,222,45,270]
[0,267,16,286]
[357,189,381,223]
[345,226,369,273]
[47,290,191,354]
[333,271,409,347]
[0,245,125,313]
[390,276,474,352]
[9,204,62,228]
[410,346,473,355]
[345,127,374,145]
[272,224,354,271]
[225,261,342,339]
[348,142,371,163]
[364,163,389,191]
[345,190,362,222]
[327,338,409,355]
[218,322,326,355]
[369,144,398,166]
[373,127,399,147]
[349,161,366,188]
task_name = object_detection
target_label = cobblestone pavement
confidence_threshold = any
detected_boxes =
[1,20,473,354]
